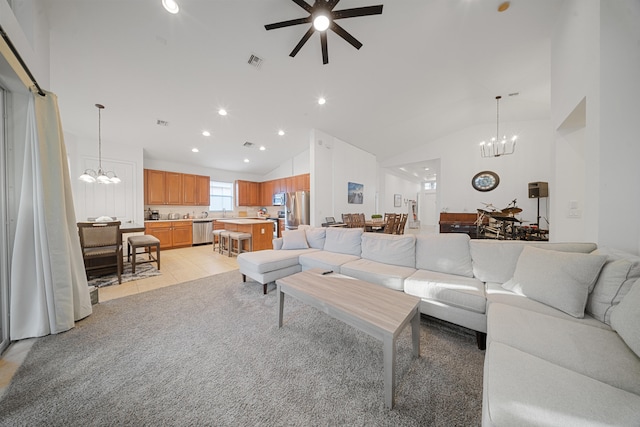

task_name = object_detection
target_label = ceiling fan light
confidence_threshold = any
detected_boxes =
[162,0,179,14]
[313,14,330,31]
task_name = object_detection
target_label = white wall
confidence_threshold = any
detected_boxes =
[552,0,640,254]
[382,119,553,229]
[261,149,310,181]
[381,172,421,215]
[310,129,377,226]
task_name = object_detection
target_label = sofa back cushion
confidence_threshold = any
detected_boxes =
[323,227,363,256]
[360,233,415,268]
[587,247,640,325]
[304,227,326,250]
[281,229,309,250]
[502,246,607,318]
[611,278,640,358]
[415,234,473,277]
[470,241,598,284]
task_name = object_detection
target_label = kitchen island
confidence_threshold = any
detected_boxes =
[215,219,274,251]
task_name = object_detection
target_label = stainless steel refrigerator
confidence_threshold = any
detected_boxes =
[284,191,310,230]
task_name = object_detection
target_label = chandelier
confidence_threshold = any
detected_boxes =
[479,96,517,158]
[79,104,121,184]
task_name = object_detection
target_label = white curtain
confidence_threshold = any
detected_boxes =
[9,89,92,340]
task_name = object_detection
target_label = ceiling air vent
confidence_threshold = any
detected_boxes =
[156,119,169,126]
[243,141,254,148]
[247,54,263,69]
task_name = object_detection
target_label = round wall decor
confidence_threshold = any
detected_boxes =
[472,171,500,192]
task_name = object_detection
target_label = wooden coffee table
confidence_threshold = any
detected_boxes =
[276,269,421,409]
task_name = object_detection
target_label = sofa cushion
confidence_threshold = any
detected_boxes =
[405,269,486,314]
[299,250,360,273]
[502,246,607,318]
[587,248,640,325]
[361,233,415,268]
[488,303,640,395]
[486,283,612,330]
[281,229,309,250]
[237,248,317,274]
[415,234,473,277]
[470,240,598,284]
[304,227,326,250]
[323,227,363,256]
[340,259,416,291]
[483,341,640,427]
[611,278,640,358]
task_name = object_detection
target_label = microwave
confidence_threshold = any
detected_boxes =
[272,193,285,206]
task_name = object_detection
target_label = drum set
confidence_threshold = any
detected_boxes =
[476,200,548,240]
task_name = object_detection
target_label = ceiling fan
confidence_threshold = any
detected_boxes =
[265,0,383,64]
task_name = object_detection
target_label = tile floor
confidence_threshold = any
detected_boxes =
[0,243,237,398]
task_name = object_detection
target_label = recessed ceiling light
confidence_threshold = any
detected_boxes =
[498,1,510,12]
[202,130,210,137]
[318,97,326,105]
[191,148,199,153]
[278,130,285,136]
[259,146,266,151]
[162,0,179,14]
[218,108,227,116]
[244,158,250,163]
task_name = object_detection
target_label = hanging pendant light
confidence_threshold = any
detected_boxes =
[79,104,120,184]
[479,96,517,158]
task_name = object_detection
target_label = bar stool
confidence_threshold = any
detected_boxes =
[219,231,231,256]
[212,229,224,252]
[228,231,252,257]
[127,235,160,274]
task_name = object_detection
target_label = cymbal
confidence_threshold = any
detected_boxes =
[502,207,522,214]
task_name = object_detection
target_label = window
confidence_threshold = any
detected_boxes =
[210,181,233,211]
[424,181,437,191]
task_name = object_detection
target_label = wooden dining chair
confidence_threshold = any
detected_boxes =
[350,213,365,229]
[342,213,353,228]
[395,214,408,235]
[77,221,123,284]
[383,213,397,234]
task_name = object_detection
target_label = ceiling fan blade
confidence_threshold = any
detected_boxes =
[330,22,363,50]
[320,32,329,64]
[291,0,313,13]
[326,0,341,11]
[332,5,383,20]
[290,27,315,58]
[265,16,311,31]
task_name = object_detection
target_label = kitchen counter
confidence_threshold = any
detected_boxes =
[216,219,274,251]
[216,219,273,225]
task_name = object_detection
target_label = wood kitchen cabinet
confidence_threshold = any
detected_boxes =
[261,180,274,206]
[235,180,260,206]
[196,175,210,206]
[145,169,183,205]
[144,169,210,206]
[182,174,197,205]
[145,221,193,249]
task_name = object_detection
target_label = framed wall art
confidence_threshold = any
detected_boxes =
[394,194,402,207]
[348,182,363,204]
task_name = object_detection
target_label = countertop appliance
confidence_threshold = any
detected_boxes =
[284,191,310,230]
[150,210,160,220]
[192,219,213,245]
[273,192,285,206]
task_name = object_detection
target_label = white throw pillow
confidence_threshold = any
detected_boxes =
[281,229,309,250]
[611,278,640,358]
[502,246,607,318]
[587,248,640,325]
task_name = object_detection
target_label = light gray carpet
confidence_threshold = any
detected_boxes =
[0,270,484,426]
[88,261,161,288]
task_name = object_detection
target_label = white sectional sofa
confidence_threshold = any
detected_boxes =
[237,226,640,425]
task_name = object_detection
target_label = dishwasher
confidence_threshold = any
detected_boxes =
[192,219,213,245]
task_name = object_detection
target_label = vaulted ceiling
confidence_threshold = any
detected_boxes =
[44,0,564,179]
